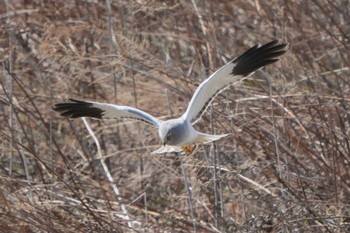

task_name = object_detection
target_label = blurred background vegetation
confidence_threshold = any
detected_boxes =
[1,0,349,232]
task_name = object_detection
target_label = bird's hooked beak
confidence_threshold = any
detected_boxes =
[162,135,170,146]
[162,132,171,146]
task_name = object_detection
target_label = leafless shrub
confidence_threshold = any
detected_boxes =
[0,0,349,232]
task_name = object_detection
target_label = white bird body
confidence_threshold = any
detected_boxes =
[154,117,228,154]
[53,40,287,154]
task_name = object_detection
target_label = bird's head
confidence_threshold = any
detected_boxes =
[158,119,186,146]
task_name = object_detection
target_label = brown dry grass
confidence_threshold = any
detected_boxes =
[1,0,350,232]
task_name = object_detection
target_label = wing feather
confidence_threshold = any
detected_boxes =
[182,40,288,124]
[53,98,161,128]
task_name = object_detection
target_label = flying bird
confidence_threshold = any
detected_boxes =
[53,40,288,154]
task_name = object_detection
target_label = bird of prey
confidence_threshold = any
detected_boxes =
[53,40,287,154]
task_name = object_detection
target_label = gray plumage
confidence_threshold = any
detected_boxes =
[53,40,288,154]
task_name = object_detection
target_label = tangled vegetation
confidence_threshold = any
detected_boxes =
[1,0,349,232]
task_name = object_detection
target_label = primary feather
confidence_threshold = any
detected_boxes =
[53,98,161,128]
[182,40,288,124]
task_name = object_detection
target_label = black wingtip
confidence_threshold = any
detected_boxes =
[231,40,288,76]
[53,99,104,119]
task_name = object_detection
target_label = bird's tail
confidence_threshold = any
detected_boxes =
[151,133,229,154]
[196,132,230,144]
[151,145,182,154]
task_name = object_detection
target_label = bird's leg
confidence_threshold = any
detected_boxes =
[181,145,195,155]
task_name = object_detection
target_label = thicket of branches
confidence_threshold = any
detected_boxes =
[1,0,349,232]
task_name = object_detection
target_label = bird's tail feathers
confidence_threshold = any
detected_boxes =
[151,145,182,154]
[196,132,229,144]
[151,133,229,154]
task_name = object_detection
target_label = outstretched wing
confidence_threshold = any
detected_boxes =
[182,40,288,124]
[53,98,161,128]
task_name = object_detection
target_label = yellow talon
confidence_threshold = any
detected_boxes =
[181,145,195,155]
